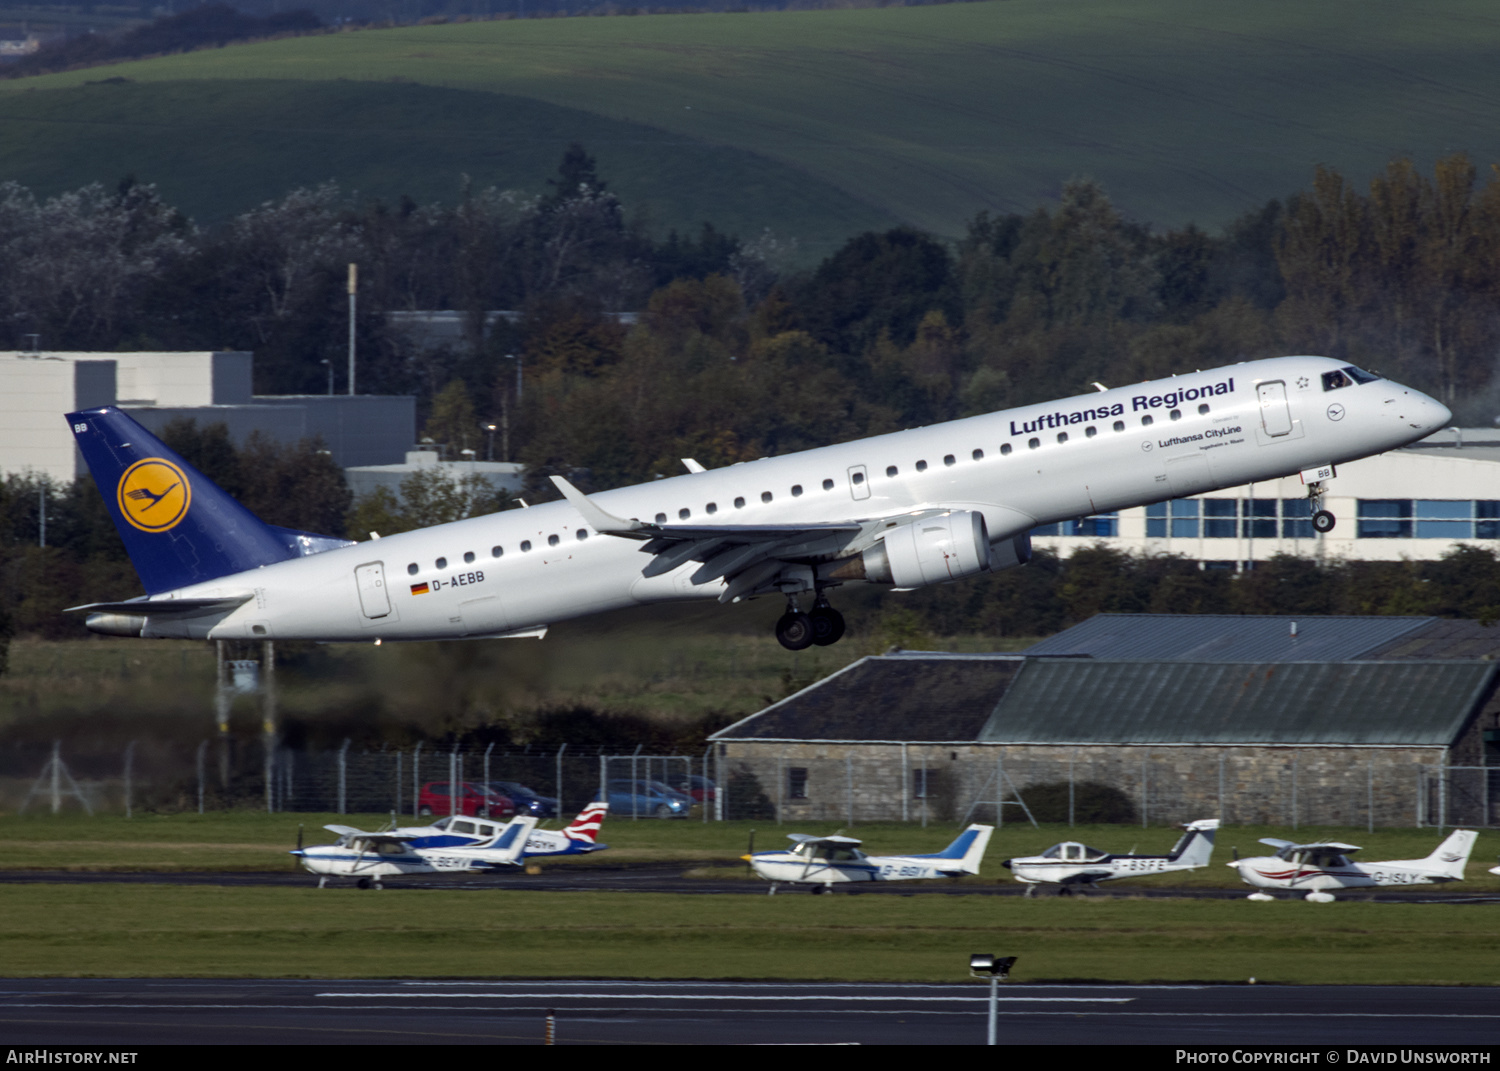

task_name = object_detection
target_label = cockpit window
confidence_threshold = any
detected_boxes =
[1322,369,1352,391]
[1343,365,1381,384]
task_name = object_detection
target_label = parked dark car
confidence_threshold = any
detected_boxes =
[417,781,515,819]
[484,780,560,818]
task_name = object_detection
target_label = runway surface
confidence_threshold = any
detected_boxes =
[1,979,1498,1045]
[2,863,1498,902]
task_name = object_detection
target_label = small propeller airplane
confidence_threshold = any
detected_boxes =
[1000,819,1219,895]
[292,814,537,888]
[742,824,993,894]
[1228,829,1478,901]
[401,801,610,859]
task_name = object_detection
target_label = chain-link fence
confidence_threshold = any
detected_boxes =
[4,739,1495,830]
[0,740,716,821]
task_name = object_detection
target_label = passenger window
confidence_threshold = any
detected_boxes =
[464,551,475,563]
[791,485,803,497]
[407,563,418,575]
[655,513,667,524]
[1113,420,1125,432]
[1198,403,1210,415]
[576,530,588,541]
[972,449,984,460]
[1169,409,1182,421]
[762,490,774,501]
[491,546,503,558]
[1000,444,1012,456]
[734,497,746,509]
[436,557,447,569]
[548,534,559,546]
[916,460,928,472]
[822,479,834,491]
[1057,432,1068,444]
[520,541,531,552]
[678,508,691,520]
[944,454,955,466]
[706,502,717,514]
[1141,415,1154,426]
[886,466,899,477]
[1086,426,1097,438]
[1028,438,1040,450]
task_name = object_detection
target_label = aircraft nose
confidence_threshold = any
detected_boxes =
[1394,387,1451,433]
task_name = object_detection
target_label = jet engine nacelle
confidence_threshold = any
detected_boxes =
[866,510,992,588]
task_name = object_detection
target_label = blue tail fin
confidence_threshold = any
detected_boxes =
[67,406,350,594]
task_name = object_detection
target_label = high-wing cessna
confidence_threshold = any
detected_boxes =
[1228,829,1477,901]
[403,801,609,858]
[292,814,538,888]
[742,824,993,894]
[65,357,1449,649]
[1001,818,1219,894]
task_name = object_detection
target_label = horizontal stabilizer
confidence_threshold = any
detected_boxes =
[65,595,252,617]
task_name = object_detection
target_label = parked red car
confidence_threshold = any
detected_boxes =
[417,781,515,818]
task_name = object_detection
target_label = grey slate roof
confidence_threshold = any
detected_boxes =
[711,653,1025,742]
[710,652,1494,748]
[978,660,1494,746]
[1023,614,1434,662]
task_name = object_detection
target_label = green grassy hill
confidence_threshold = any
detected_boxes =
[4,0,1500,246]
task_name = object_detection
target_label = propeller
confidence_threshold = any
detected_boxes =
[291,823,304,870]
[742,828,756,874]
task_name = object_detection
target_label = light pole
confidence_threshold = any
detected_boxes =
[347,262,358,396]
[485,424,497,462]
[969,954,1016,1046]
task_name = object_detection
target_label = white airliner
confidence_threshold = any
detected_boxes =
[66,356,1449,649]
[1001,818,1219,894]
[1229,829,1477,901]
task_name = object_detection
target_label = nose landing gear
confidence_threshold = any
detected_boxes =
[1307,480,1336,533]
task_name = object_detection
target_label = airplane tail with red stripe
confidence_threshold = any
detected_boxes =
[563,801,609,849]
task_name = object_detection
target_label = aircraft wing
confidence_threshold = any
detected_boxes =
[1264,840,1361,853]
[322,824,417,842]
[786,833,863,849]
[550,476,866,601]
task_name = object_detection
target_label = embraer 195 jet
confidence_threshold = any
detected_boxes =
[66,356,1449,650]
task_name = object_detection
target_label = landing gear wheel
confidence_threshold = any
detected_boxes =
[357,877,373,890]
[1313,510,1336,533]
[775,611,815,651]
[809,605,846,646]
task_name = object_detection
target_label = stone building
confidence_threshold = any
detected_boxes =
[709,642,1499,829]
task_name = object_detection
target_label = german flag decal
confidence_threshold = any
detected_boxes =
[410,582,430,595]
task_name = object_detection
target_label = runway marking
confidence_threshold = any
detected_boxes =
[317,992,1133,1002]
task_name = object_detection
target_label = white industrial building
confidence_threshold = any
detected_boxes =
[1031,427,1500,565]
[1,350,415,482]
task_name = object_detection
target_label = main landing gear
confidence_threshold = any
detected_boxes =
[1307,480,1336,534]
[774,593,846,651]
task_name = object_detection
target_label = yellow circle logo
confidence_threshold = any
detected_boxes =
[117,459,191,533]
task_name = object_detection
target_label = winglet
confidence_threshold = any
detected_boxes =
[682,458,706,474]
[549,475,648,537]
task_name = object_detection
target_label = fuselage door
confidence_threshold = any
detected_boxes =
[847,465,871,501]
[1256,381,1293,437]
[355,562,391,619]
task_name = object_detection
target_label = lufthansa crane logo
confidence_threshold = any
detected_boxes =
[117,458,191,532]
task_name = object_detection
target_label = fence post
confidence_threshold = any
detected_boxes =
[846,753,854,827]
[338,739,351,814]
[124,740,135,819]
[197,740,207,814]
[395,749,403,818]
[412,741,422,818]
[556,743,567,814]
[1141,749,1149,828]
[484,741,494,794]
